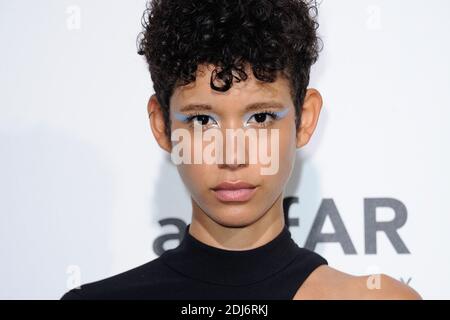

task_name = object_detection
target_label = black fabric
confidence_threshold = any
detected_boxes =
[61,224,328,300]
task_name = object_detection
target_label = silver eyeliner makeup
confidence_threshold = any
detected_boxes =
[272,107,290,119]
[174,107,289,127]
[173,112,192,123]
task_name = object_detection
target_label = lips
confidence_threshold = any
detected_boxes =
[211,181,258,202]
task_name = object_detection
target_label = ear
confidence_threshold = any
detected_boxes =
[147,94,172,153]
[296,88,323,148]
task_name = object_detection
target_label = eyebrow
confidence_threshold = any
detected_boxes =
[178,101,286,113]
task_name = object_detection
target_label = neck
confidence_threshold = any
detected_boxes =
[189,193,285,251]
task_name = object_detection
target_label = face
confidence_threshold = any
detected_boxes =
[149,63,322,228]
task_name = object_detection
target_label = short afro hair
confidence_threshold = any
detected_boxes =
[137,0,321,138]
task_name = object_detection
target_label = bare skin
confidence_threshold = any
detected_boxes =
[293,265,422,299]
[147,63,422,300]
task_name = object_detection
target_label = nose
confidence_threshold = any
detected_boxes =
[218,161,247,170]
[218,125,250,170]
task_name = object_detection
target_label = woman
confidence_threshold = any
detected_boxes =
[61,0,421,300]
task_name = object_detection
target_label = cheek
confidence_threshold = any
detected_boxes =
[265,123,297,184]
[176,164,211,192]
[280,125,297,165]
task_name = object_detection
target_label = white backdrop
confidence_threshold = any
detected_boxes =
[1,0,449,299]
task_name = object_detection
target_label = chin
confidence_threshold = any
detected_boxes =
[209,208,263,229]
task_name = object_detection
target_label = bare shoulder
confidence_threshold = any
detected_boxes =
[293,265,422,300]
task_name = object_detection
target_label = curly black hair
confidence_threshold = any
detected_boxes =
[137,0,321,138]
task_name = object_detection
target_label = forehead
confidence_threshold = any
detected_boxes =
[170,64,293,111]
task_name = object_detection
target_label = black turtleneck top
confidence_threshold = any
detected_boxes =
[61,224,328,300]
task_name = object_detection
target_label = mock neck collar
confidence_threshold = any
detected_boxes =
[160,223,301,286]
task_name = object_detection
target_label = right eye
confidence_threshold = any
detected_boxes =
[187,114,218,127]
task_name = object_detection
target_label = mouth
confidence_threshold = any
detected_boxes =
[211,181,258,202]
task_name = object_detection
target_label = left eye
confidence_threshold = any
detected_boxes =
[248,112,277,124]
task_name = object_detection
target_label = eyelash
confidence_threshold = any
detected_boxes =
[248,111,280,128]
[184,113,218,128]
[183,111,282,128]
